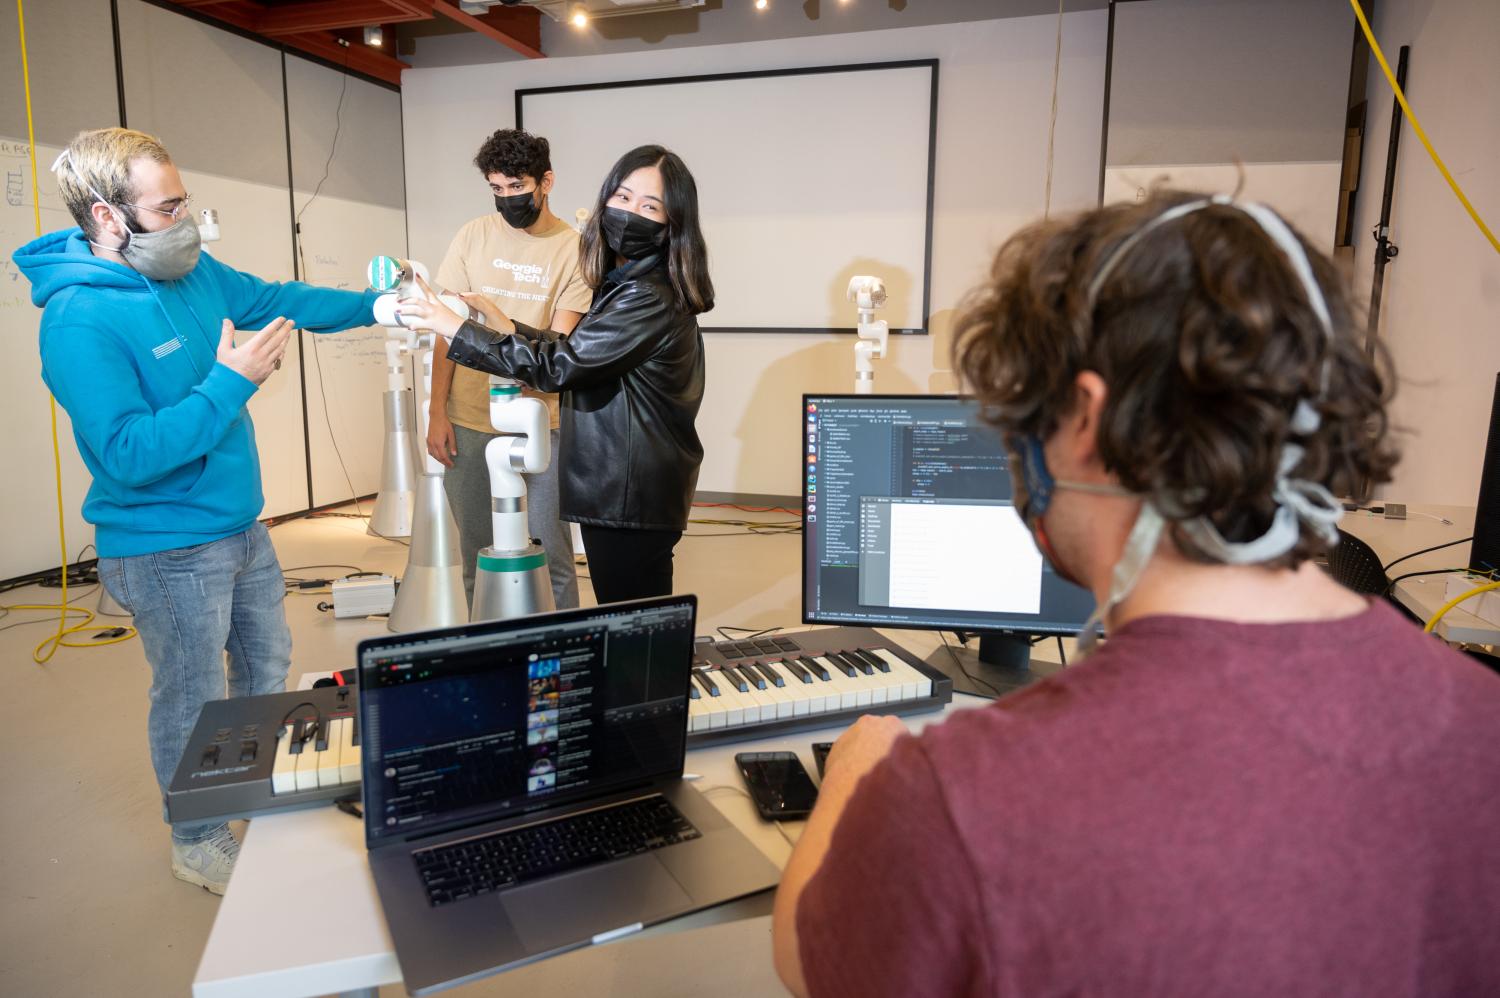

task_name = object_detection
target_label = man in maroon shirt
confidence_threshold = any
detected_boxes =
[772,193,1500,997]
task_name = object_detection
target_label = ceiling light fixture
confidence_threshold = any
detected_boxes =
[363,25,384,47]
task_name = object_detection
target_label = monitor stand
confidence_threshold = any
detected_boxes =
[924,630,1064,700]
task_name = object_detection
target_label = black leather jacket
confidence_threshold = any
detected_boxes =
[446,256,705,531]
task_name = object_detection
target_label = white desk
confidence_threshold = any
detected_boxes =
[192,629,992,998]
[1339,503,1500,645]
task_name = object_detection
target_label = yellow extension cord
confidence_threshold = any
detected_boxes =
[6,0,136,662]
[1349,0,1499,255]
[1423,579,1500,636]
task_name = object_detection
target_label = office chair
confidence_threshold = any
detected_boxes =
[1325,528,1391,595]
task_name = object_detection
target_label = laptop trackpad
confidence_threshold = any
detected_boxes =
[503,855,690,956]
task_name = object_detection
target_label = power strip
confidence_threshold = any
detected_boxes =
[332,575,396,618]
[1443,573,1500,627]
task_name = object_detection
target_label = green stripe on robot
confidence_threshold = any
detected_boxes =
[477,553,548,572]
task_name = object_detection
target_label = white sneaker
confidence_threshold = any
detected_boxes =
[171,826,239,895]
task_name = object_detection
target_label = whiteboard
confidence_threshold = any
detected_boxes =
[519,62,936,333]
[294,193,409,509]
[0,137,97,580]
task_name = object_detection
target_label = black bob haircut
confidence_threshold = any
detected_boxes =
[579,145,714,316]
[474,129,551,182]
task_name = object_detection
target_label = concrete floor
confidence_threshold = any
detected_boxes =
[0,503,814,997]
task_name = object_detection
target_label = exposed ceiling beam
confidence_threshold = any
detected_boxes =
[431,0,545,60]
[257,1,435,37]
[155,1,411,86]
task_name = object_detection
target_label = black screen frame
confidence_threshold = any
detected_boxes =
[800,393,1091,638]
[357,594,698,849]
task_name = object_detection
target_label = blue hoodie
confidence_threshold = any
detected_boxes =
[13,228,380,558]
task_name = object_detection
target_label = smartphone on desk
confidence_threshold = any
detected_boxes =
[811,742,833,779]
[736,751,819,821]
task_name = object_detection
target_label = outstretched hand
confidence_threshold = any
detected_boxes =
[395,274,465,340]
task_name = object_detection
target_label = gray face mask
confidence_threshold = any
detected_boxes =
[115,213,202,281]
[52,148,202,281]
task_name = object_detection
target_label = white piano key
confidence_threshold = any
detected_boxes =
[693,674,733,730]
[828,655,875,709]
[813,657,863,711]
[336,716,360,784]
[736,678,778,723]
[315,729,343,788]
[294,727,321,791]
[761,662,808,717]
[271,725,298,795]
[874,649,933,698]
[797,661,840,714]
[714,679,751,727]
[687,696,710,732]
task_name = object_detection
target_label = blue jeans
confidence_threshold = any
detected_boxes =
[98,522,291,842]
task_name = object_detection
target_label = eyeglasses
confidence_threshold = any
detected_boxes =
[123,193,194,221]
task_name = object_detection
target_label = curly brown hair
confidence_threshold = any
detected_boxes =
[952,190,1399,567]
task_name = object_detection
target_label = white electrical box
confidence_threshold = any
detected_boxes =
[332,575,396,618]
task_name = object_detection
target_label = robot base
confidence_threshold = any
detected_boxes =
[388,563,468,632]
[387,474,469,633]
[369,389,420,538]
[471,542,555,623]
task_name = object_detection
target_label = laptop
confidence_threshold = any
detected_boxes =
[357,595,781,995]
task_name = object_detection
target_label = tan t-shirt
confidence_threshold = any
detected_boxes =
[435,214,593,432]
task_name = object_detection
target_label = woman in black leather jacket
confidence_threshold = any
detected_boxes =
[401,145,713,604]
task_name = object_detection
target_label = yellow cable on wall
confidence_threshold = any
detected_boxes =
[9,0,136,662]
[1349,0,1499,256]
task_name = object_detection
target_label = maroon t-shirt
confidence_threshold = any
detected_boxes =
[798,601,1500,997]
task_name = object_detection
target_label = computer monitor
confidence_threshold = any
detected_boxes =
[801,394,1095,693]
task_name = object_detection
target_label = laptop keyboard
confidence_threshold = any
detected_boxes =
[413,795,701,907]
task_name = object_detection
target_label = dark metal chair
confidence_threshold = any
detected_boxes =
[1324,528,1391,595]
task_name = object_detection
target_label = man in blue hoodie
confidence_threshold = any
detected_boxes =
[14,127,380,894]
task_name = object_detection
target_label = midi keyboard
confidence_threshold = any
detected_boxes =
[685,626,952,746]
[165,628,951,824]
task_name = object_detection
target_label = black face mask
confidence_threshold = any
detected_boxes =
[494,189,542,229]
[601,206,667,260]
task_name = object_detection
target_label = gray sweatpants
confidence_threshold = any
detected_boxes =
[444,423,579,611]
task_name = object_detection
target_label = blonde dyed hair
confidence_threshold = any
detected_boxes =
[56,127,172,238]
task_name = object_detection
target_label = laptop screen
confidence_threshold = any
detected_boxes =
[358,596,697,847]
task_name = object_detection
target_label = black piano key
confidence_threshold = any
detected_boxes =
[853,648,890,673]
[743,665,768,690]
[314,720,330,752]
[720,666,750,693]
[826,653,859,678]
[687,680,700,700]
[754,662,785,687]
[846,652,874,676]
[351,713,360,747]
[692,670,720,697]
[798,656,831,681]
[289,720,306,754]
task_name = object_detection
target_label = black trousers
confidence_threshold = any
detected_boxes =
[579,525,683,604]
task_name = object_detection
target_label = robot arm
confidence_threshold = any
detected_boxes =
[848,276,889,394]
[368,256,477,338]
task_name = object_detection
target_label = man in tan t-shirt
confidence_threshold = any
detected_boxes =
[429,129,592,609]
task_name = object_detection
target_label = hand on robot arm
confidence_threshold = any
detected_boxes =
[457,291,515,333]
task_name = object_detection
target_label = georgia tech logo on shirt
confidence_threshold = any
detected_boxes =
[492,257,551,287]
